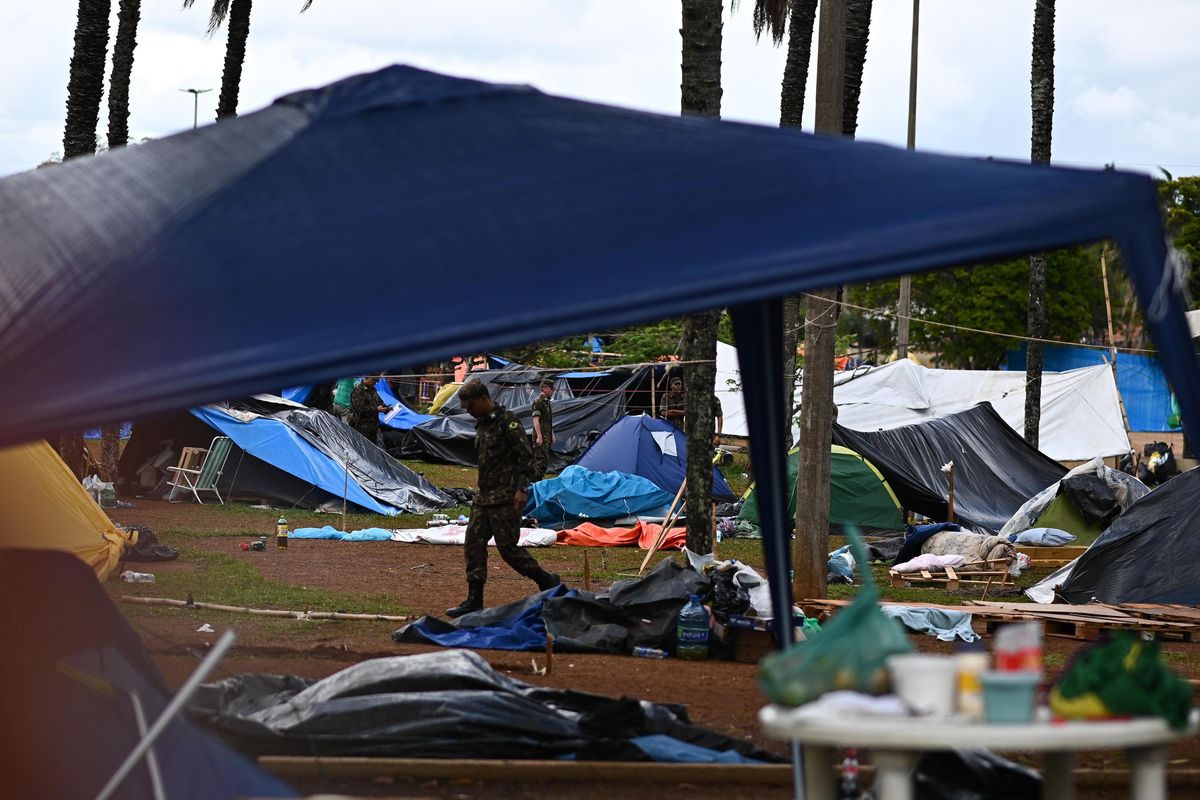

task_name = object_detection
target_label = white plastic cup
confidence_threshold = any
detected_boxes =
[887,653,959,716]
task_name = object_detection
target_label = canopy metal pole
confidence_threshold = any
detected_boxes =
[127,692,166,800]
[731,300,804,798]
[95,629,236,800]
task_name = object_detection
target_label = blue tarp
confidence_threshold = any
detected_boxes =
[83,421,133,439]
[525,465,673,526]
[1007,344,1172,432]
[374,380,436,430]
[0,64,1190,664]
[291,526,394,541]
[401,585,569,651]
[190,407,399,516]
[574,413,735,501]
[279,385,314,404]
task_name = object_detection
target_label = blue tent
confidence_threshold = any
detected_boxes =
[0,65,1191,651]
[575,414,735,501]
[1007,344,1172,432]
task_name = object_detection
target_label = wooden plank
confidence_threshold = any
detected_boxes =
[1015,545,1087,560]
[257,756,794,785]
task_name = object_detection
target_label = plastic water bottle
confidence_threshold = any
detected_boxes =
[675,595,710,660]
[839,748,863,799]
[632,646,668,659]
[120,571,155,583]
[276,516,288,550]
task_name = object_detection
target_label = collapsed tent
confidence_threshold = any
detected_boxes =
[1054,467,1200,605]
[191,648,777,763]
[831,360,1130,461]
[0,549,294,799]
[0,442,129,580]
[435,363,574,413]
[556,522,687,551]
[574,413,735,501]
[120,399,452,514]
[396,558,709,653]
[525,466,673,528]
[999,457,1149,543]
[832,403,1067,533]
[739,445,903,532]
[393,376,635,470]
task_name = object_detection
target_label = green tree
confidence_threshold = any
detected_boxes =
[1160,175,1200,300]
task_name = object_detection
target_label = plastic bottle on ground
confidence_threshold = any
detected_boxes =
[276,516,289,550]
[675,595,710,661]
[120,571,155,583]
[632,646,668,659]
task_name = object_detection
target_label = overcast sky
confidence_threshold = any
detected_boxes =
[3,1,1198,178]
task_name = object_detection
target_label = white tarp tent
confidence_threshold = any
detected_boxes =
[716,346,1129,462]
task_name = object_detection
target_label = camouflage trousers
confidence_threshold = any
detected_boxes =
[465,503,543,584]
[531,440,551,480]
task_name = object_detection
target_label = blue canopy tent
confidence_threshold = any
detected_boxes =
[0,66,1193,655]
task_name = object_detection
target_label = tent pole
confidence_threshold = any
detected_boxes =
[1101,248,1134,454]
[95,629,236,800]
[342,445,350,523]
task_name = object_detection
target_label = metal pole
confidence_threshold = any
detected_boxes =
[127,693,167,800]
[896,0,919,360]
[180,88,212,130]
[95,629,236,800]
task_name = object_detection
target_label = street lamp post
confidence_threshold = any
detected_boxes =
[180,88,213,130]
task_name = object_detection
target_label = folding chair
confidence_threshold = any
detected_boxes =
[166,436,232,504]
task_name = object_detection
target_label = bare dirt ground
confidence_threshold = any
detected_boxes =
[104,500,1200,799]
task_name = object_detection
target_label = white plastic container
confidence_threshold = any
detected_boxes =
[886,653,958,716]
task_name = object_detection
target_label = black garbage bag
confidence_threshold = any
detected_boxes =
[1137,441,1179,487]
[1059,474,1120,527]
[913,749,1042,800]
[709,564,752,623]
[122,526,179,562]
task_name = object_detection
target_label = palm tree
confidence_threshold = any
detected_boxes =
[96,0,142,483]
[184,0,314,120]
[107,0,141,149]
[61,0,112,479]
[680,0,723,555]
[1024,0,1055,447]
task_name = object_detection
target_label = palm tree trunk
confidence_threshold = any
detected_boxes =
[61,0,112,480]
[216,0,252,119]
[107,0,140,149]
[779,0,817,128]
[63,0,111,159]
[680,0,723,555]
[842,0,873,137]
[778,0,817,441]
[1024,0,1055,448]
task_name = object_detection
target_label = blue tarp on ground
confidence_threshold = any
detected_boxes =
[190,407,398,516]
[574,413,735,501]
[291,526,394,541]
[525,465,673,526]
[401,585,569,651]
[1007,344,1172,432]
[374,380,436,430]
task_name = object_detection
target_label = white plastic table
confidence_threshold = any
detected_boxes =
[761,705,1194,800]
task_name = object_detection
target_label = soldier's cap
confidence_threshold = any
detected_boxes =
[458,378,490,401]
[539,378,555,389]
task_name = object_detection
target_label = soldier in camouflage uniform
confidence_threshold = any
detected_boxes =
[660,376,686,431]
[530,378,556,480]
[446,379,561,618]
[350,375,388,445]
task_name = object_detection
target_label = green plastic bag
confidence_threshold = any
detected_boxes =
[758,527,913,706]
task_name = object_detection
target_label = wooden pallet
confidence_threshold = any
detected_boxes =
[890,558,1013,593]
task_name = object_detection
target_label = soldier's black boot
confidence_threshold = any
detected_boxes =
[531,568,561,592]
[446,580,484,618]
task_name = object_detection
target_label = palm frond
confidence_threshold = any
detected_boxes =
[182,0,232,34]
[735,0,790,44]
[300,0,314,10]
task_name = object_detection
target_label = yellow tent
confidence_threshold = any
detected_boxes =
[428,382,462,414]
[0,441,129,580]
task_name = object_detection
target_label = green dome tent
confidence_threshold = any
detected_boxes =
[739,445,903,532]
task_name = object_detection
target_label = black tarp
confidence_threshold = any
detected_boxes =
[832,403,1066,533]
[437,364,575,413]
[394,376,634,470]
[0,549,293,799]
[1059,467,1200,604]
[189,649,780,763]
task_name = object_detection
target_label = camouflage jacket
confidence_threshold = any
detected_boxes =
[661,391,686,429]
[475,406,535,505]
[349,381,380,432]
[531,394,553,444]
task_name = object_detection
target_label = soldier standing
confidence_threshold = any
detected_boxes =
[447,379,561,618]
[349,375,388,445]
[531,378,556,479]
[660,376,686,431]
